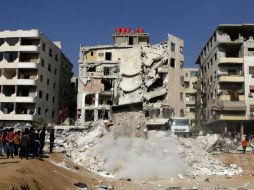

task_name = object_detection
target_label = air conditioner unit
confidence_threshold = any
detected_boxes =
[250,112,254,116]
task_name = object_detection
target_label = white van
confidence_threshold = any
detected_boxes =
[170,117,190,136]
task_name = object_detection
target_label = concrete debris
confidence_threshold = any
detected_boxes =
[54,127,243,181]
[74,182,88,189]
[96,184,114,190]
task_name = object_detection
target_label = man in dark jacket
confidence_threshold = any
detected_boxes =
[39,125,46,154]
[49,128,54,153]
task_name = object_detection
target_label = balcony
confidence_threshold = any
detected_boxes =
[0,113,34,121]
[217,114,246,121]
[219,94,245,101]
[218,57,243,65]
[186,100,195,105]
[212,100,246,111]
[218,75,244,83]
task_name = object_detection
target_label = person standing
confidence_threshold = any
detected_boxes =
[5,128,14,158]
[20,128,30,159]
[39,126,46,154]
[242,137,248,154]
[0,130,4,156]
[49,128,54,154]
[13,131,21,156]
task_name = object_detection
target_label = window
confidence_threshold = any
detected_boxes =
[49,49,53,57]
[52,96,55,103]
[105,52,112,61]
[180,93,183,101]
[98,52,104,57]
[185,73,188,77]
[42,43,46,51]
[39,90,42,98]
[90,51,94,56]
[248,48,254,56]
[184,81,190,88]
[45,109,48,116]
[40,75,43,82]
[48,64,51,72]
[47,78,50,85]
[249,66,254,76]
[190,71,197,77]
[38,107,41,115]
[55,54,58,61]
[53,83,56,89]
[41,59,45,67]
[52,111,55,118]
[104,67,110,76]
[180,46,183,54]
[180,109,184,117]
[54,68,57,74]
[46,93,49,101]
[171,42,175,52]
[170,58,175,68]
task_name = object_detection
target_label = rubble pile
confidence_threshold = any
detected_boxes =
[173,135,243,176]
[53,127,243,181]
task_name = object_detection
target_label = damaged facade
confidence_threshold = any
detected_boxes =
[0,30,73,126]
[183,68,198,129]
[77,28,185,127]
[196,24,254,133]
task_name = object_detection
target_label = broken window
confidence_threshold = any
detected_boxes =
[1,103,14,114]
[87,66,96,72]
[170,58,175,68]
[98,110,109,120]
[102,79,112,91]
[85,110,94,122]
[85,94,95,105]
[129,36,134,45]
[105,52,112,61]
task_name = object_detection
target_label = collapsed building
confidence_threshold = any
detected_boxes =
[195,24,254,134]
[77,28,186,130]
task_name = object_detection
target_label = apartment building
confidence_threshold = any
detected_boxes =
[183,68,198,129]
[77,28,185,127]
[196,24,254,134]
[0,29,73,126]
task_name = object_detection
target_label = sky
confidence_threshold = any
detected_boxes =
[1,0,254,75]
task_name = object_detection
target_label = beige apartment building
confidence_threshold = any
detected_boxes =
[77,28,185,127]
[183,68,198,129]
[0,29,73,126]
[196,24,254,134]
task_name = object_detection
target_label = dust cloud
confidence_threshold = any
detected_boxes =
[92,131,189,181]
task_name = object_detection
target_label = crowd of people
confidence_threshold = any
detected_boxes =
[0,125,55,159]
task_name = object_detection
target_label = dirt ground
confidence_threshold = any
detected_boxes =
[0,152,254,190]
